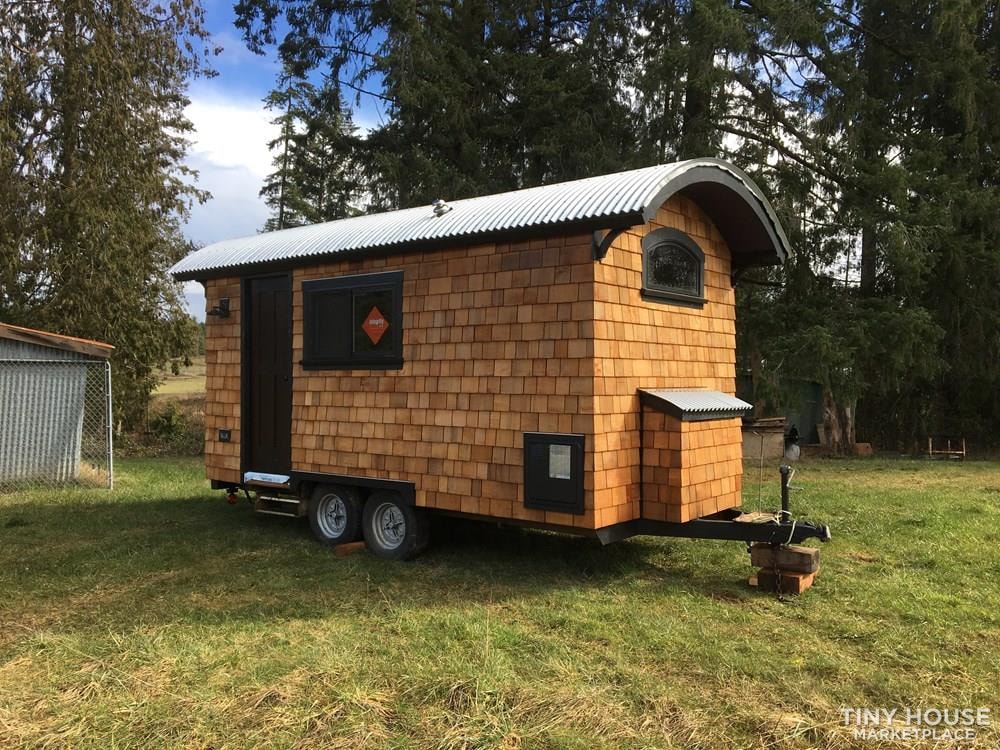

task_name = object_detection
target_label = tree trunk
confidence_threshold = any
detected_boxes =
[678,0,716,159]
[822,388,856,454]
[277,99,292,230]
[859,222,877,295]
[59,0,81,189]
[749,347,765,413]
[856,1,890,298]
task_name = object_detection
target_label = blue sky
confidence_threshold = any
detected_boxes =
[180,0,385,319]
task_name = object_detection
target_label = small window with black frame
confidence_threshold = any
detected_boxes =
[523,432,585,515]
[641,227,706,306]
[302,270,403,369]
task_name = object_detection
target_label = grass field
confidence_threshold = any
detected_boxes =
[1,458,998,749]
[153,356,206,397]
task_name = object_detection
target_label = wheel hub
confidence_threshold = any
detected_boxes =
[317,494,347,537]
[372,502,406,549]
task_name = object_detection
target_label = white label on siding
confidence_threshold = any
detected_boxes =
[548,444,572,480]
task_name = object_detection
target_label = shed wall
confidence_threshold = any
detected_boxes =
[0,340,90,482]
[0,340,91,362]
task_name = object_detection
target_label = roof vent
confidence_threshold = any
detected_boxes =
[432,198,452,217]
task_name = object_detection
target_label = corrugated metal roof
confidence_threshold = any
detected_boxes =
[639,389,752,421]
[0,323,113,360]
[171,157,789,280]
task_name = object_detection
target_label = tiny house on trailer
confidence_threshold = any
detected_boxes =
[172,158,829,559]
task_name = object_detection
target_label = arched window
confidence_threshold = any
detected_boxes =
[641,228,706,305]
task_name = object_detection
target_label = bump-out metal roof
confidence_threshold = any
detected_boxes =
[638,389,753,421]
[171,157,790,280]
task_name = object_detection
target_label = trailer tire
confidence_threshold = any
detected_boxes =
[362,491,429,560]
[309,485,362,545]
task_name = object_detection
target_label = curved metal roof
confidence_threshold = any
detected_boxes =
[171,157,790,280]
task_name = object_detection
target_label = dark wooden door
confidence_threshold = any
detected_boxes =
[244,275,292,474]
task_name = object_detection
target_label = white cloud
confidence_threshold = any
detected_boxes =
[181,90,278,249]
[179,89,279,319]
[185,94,277,179]
[175,82,389,321]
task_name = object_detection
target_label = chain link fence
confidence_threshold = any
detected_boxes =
[0,359,113,492]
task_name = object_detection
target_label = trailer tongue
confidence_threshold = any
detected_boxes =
[595,508,831,545]
[596,463,831,546]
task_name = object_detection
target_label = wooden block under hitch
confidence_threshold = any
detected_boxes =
[750,568,818,595]
[750,543,820,573]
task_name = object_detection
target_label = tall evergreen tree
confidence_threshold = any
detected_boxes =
[295,81,361,222]
[728,0,1000,452]
[0,0,214,425]
[260,75,317,230]
[899,0,1000,444]
[238,0,637,207]
[260,76,360,229]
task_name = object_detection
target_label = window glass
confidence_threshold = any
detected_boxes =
[648,242,700,297]
[641,228,706,304]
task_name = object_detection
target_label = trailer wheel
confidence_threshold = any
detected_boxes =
[309,485,362,545]
[362,491,429,560]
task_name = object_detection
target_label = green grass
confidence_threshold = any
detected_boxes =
[154,356,206,397]
[1,458,998,749]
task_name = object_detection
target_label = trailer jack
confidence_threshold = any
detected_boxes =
[224,486,254,507]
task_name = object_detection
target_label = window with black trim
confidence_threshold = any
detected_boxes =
[523,432,585,515]
[642,227,706,305]
[302,270,403,369]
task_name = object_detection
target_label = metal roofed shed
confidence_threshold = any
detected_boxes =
[173,158,828,562]
[0,324,114,490]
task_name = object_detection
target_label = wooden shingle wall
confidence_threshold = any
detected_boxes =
[289,236,598,529]
[592,194,742,527]
[203,278,242,484]
[200,192,746,530]
[641,410,744,522]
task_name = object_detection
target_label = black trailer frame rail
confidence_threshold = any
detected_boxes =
[217,464,831,548]
[595,509,831,546]
[212,471,417,505]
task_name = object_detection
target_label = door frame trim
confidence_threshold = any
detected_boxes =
[240,272,293,476]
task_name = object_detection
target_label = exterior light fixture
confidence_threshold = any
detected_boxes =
[208,297,230,318]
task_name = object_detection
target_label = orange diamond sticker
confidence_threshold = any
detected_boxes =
[361,306,389,345]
